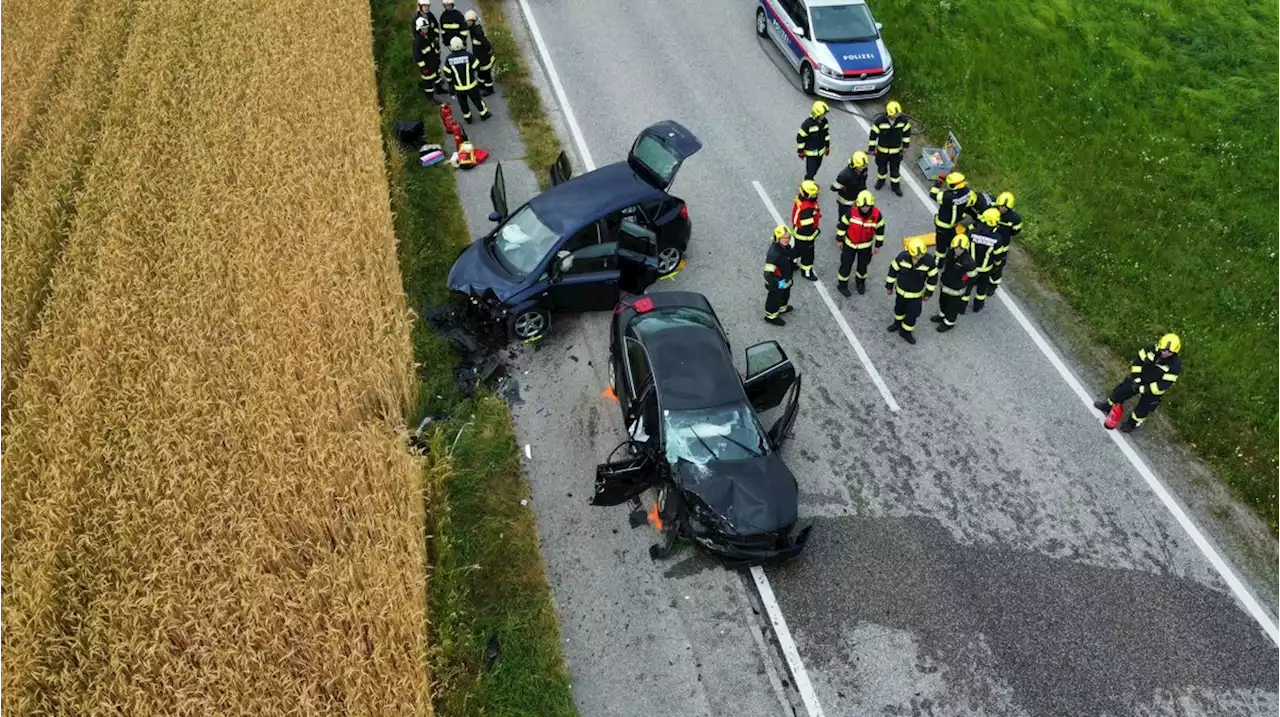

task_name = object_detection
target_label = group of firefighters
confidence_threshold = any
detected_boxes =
[765,99,1182,432]
[412,0,495,123]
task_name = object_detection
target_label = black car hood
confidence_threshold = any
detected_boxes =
[675,454,798,536]
[446,239,521,302]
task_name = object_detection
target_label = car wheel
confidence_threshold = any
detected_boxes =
[657,245,683,276]
[508,307,549,342]
[755,8,768,37]
[800,63,816,95]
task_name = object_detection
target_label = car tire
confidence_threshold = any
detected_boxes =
[508,306,549,342]
[800,63,816,96]
[755,8,768,37]
[657,244,683,277]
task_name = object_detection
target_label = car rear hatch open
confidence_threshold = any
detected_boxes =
[628,120,703,192]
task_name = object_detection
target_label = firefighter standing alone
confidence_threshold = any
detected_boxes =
[445,36,490,122]
[796,101,831,182]
[790,180,822,281]
[1094,334,1183,433]
[764,225,797,326]
[835,190,884,297]
[885,236,938,345]
[867,101,911,196]
[930,226,977,332]
[464,10,496,96]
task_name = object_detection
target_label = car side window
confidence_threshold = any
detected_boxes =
[560,241,617,275]
[562,220,602,255]
[780,0,804,26]
[624,336,652,397]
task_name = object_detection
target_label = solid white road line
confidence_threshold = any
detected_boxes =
[751,180,901,413]
[750,565,826,717]
[513,4,830,715]
[844,101,1280,646]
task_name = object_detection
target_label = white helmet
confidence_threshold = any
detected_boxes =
[414,16,429,31]
[449,37,465,51]
[464,9,477,21]
[416,0,429,5]
[442,0,454,5]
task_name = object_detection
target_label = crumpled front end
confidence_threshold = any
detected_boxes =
[686,497,812,569]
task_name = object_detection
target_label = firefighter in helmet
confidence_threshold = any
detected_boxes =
[1094,334,1183,433]
[988,191,1022,297]
[931,226,977,332]
[764,225,797,326]
[884,236,938,345]
[867,100,911,196]
[790,180,822,280]
[835,190,884,297]
[796,101,831,182]
[965,208,1004,313]
[831,150,870,211]
[934,172,977,253]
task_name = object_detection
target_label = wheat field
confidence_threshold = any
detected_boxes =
[0,0,432,712]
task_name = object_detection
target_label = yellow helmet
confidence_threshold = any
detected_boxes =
[773,224,790,240]
[855,190,875,208]
[799,180,820,198]
[886,100,902,117]
[996,191,1015,208]
[950,233,971,251]
[1157,333,1182,353]
[946,172,967,189]
[906,236,928,258]
[850,150,869,168]
[811,100,829,117]
[979,208,1001,226]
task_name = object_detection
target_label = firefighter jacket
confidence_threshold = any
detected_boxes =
[764,242,797,290]
[413,10,440,45]
[885,252,938,298]
[446,49,480,91]
[836,206,884,249]
[867,113,911,153]
[934,186,977,229]
[470,22,493,66]
[995,207,1023,262]
[1129,345,1182,397]
[791,197,821,241]
[831,165,868,207]
[439,8,469,47]
[968,225,1006,271]
[414,31,440,74]
[937,249,977,294]
[796,116,830,156]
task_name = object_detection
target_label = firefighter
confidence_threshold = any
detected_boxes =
[830,150,870,212]
[988,191,1022,297]
[413,16,444,98]
[965,208,1004,313]
[412,0,438,37]
[1093,334,1183,433]
[790,180,822,280]
[796,101,831,182]
[439,0,469,49]
[445,37,490,123]
[930,226,977,332]
[934,171,977,253]
[764,225,797,326]
[835,190,884,297]
[867,100,911,196]
[464,10,496,96]
[885,236,938,345]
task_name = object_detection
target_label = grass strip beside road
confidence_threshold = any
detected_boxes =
[877,0,1279,531]
[370,0,577,714]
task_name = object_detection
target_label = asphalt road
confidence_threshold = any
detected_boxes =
[469,0,1280,714]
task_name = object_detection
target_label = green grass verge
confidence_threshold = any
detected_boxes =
[876,0,1279,531]
[369,1,577,714]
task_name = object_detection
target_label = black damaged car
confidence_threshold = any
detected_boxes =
[446,121,702,344]
[591,291,812,568]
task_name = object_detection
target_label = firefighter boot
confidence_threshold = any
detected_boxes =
[765,315,786,327]
[1119,416,1139,433]
[891,182,903,197]
[936,322,954,333]
[855,278,866,294]
[875,177,886,190]
[898,328,917,345]
[837,280,852,297]
[1093,400,1111,413]
[930,315,943,323]
[887,320,900,332]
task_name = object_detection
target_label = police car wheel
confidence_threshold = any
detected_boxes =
[800,64,815,95]
[755,8,767,37]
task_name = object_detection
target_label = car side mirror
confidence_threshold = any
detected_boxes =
[795,26,806,38]
[488,211,502,222]
[875,21,883,31]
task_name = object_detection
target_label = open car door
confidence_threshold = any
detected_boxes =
[549,150,572,187]
[591,441,659,507]
[627,120,703,191]
[767,374,801,448]
[616,218,661,295]
[742,340,797,413]
[489,163,509,222]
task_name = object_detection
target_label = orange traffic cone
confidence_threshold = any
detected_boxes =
[1104,403,1123,430]
[602,384,617,402]
[647,501,664,532]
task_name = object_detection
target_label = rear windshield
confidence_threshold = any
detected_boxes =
[811,4,877,44]
[631,307,719,337]
[631,135,680,186]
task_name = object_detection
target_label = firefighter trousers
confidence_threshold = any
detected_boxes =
[793,237,816,273]
[965,268,994,308]
[934,224,956,250]
[875,151,903,184]
[804,154,823,181]
[1108,378,1162,422]
[892,294,922,333]
[937,289,965,326]
[837,244,873,284]
[765,286,792,319]
[419,55,441,93]
[477,55,495,89]
[455,87,490,119]
[989,256,1007,292]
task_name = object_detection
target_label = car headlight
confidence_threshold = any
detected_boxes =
[818,64,842,79]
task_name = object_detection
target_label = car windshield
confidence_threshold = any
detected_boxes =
[662,402,769,465]
[810,3,877,43]
[490,205,561,276]
[630,307,720,337]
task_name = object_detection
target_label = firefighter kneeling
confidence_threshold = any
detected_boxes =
[885,236,938,345]
[764,225,797,326]
[931,226,977,332]
[835,190,884,297]
[1094,334,1183,433]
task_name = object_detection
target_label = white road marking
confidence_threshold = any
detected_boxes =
[524,443,532,459]
[845,100,1280,646]
[752,180,900,412]
[728,572,797,716]
[513,3,830,714]
[750,566,825,717]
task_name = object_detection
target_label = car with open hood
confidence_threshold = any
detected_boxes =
[590,292,812,568]
[756,0,894,100]
[446,121,702,344]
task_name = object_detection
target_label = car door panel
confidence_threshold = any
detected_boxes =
[548,239,621,312]
[490,163,508,221]
[591,447,658,507]
[767,374,802,448]
[550,150,572,187]
[617,219,661,295]
[742,340,797,413]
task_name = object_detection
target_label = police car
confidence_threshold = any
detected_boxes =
[756,0,894,100]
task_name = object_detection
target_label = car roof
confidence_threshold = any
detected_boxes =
[630,301,747,411]
[528,162,668,236]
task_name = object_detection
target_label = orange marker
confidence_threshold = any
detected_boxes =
[602,384,618,402]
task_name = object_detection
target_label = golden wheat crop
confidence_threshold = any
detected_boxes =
[0,0,432,712]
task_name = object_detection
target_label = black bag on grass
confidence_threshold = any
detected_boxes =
[394,120,425,149]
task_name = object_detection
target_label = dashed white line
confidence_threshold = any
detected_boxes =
[844,100,1280,646]
[751,180,900,412]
